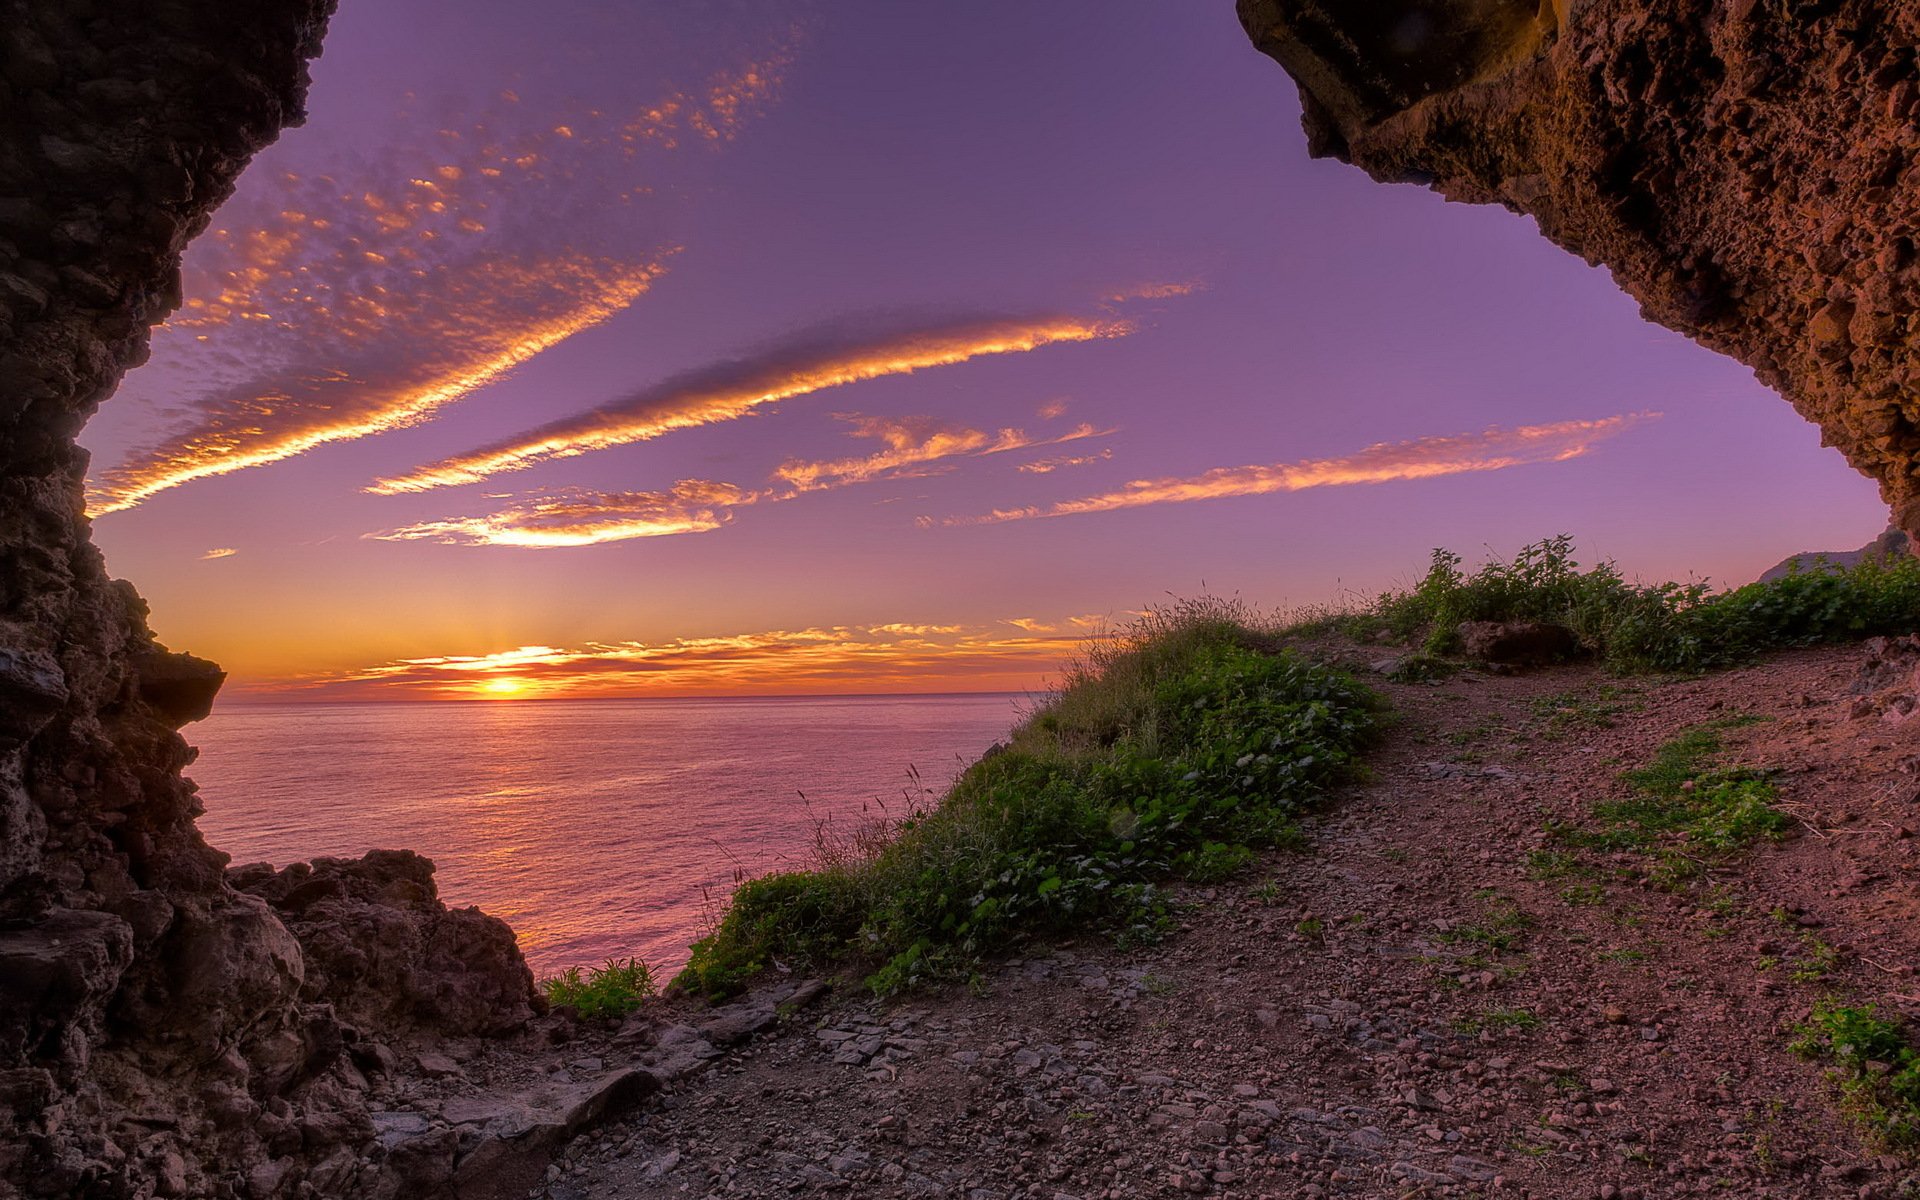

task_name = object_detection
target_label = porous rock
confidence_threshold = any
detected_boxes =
[231,850,540,1036]
[1239,0,1920,540]
[0,1,544,1195]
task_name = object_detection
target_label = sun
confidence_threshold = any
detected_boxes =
[479,677,527,697]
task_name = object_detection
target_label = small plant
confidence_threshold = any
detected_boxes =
[1560,883,1607,907]
[1458,1007,1540,1035]
[1553,719,1789,884]
[542,957,656,1020]
[1294,916,1326,939]
[1791,999,1920,1150]
[1443,895,1532,953]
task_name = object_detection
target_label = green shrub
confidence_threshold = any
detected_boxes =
[677,599,1379,999]
[542,957,656,1020]
[1339,535,1920,674]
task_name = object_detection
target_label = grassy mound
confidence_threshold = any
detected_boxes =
[675,599,1380,999]
[1337,534,1920,673]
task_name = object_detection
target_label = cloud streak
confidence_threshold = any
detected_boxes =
[88,46,795,515]
[367,313,1131,494]
[960,414,1656,524]
[373,413,1109,547]
[236,621,1092,700]
[90,258,666,514]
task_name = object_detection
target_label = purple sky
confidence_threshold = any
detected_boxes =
[81,0,1886,699]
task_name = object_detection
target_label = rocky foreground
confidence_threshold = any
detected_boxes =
[283,635,1920,1200]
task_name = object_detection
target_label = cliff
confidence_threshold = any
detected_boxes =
[1239,0,1920,537]
[0,4,544,1197]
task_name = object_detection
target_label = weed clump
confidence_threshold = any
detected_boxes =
[1792,999,1920,1151]
[677,598,1379,999]
[542,957,656,1020]
[1550,718,1789,885]
[1334,534,1920,673]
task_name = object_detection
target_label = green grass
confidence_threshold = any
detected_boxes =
[1455,1006,1541,1035]
[1322,534,1920,673]
[1442,894,1531,952]
[675,598,1381,999]
[1791,999,1920,1151]
[542,957,657,1020]
[1548,718,1789,883]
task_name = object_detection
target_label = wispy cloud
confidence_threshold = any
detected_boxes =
[368,312,1133,494]
[238,620,1096,699]
[775,414,1105,491]
[960,414,1656,524]
[372,480,762,547]
[200,547,238,560]
[88,47,795,515]
[1017,448,1112,474]
[373,413,1109,548]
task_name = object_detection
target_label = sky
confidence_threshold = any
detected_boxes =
[82,0,1888,702]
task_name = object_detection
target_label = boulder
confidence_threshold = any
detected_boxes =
[231,849,540,1036]
[1455,620,1579,666]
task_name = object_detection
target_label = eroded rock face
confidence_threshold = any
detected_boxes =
[231,851,540,1038]
[1240,0,1920,537]
[0,2,535,1196]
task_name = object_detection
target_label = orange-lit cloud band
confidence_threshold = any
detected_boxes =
[367,314,1131,494]
[88,257,663,515]
[373,414,1107,547]
[961,414,1657,524]
[235,623,1096,701]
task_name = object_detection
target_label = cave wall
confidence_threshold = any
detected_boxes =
[1240,0,1920,536]
[0,4,530,1197]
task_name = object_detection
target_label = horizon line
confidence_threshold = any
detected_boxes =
[213,686,1039,707]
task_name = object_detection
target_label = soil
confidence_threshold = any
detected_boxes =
[516,642,1920,1199]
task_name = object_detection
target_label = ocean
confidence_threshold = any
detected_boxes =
[189,694,1024,976]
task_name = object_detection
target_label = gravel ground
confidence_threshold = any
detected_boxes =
[513,643,1920,1199]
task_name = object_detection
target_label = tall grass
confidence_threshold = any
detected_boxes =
[1339,534,1920,673]
[675,598,1379,999]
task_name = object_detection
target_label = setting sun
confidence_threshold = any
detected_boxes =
[479,677,527,697]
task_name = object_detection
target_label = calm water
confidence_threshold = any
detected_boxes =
[191,695,1022,975]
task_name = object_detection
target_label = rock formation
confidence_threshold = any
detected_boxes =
[1758,525,1912,583]
[0,3,543,1197]
[1239,0,1920,539]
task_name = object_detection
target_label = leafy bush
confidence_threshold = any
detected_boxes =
[1344,535,1920,673]
[542,956,656,1020]
[677,599,1379,999]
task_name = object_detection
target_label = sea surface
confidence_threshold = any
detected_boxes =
[190,694,1024,975]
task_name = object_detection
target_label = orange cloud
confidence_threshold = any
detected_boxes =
[200,547,238,560]
[90,47,795,515]
[90,257,665,515]
[961,414,1657,523]
[371,413,1110,548]
[373,480,761,548]
[368,313,1133,494]
[1017,448,1112,474]
[238,621,1092,700]
[776,414,1105,491]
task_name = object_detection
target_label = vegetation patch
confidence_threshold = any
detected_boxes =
[1792,999,1920,1152]
[1548,718,1789,885]
[677,599,1380,999]
[1327,534,1920,674]
[542,957,657,1020]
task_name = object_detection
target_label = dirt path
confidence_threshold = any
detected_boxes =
[524,645,1920,1199]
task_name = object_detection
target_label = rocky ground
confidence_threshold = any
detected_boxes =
[380,639,1920,1200]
